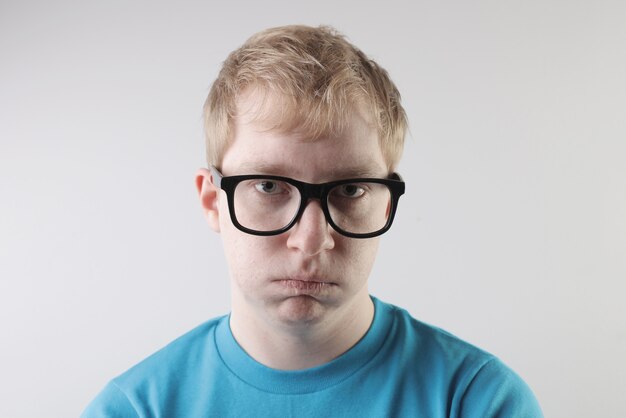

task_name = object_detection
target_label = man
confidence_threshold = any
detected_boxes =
[82,25,543,417]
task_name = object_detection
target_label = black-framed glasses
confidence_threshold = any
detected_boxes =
[211,166,405,239]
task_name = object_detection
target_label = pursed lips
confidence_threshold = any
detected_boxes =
[275,276,336,293]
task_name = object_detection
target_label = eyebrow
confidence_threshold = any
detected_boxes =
[234,162,387,179]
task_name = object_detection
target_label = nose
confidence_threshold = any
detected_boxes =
[286,199,335,256]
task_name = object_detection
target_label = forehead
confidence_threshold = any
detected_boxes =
[221,92,387,181]
[233,86,375,139]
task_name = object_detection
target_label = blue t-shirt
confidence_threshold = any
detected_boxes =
[82,297,543,417]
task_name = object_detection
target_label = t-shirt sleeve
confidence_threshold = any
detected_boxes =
[81,381,140,418]
[459,358,544,418]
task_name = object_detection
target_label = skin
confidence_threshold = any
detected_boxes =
[196,95,389,370]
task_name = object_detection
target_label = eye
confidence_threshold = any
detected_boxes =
[254,180,284,194]
[336,184,366,198]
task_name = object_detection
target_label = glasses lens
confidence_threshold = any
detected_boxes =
[233,179,300,232]
[327,182,392,234]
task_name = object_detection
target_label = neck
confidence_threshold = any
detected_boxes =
[229,292,374,370]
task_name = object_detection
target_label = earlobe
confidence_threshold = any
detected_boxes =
[195,168,221,232]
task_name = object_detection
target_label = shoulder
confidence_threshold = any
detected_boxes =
[382,301,495,368]
[376,299,543,417]
[81,315,227,418]
[458,357,544,417]
[81,380,138,418]
[116,315,225,385]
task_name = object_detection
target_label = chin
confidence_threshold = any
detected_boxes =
[273,296,329,326]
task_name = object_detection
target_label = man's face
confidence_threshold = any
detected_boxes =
[208,97,388,328]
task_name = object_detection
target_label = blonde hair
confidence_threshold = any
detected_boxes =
[203,25,408,171]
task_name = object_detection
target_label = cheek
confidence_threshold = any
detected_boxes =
[333,237,381,279]
[356,240,380,274]
[220,226,283,287]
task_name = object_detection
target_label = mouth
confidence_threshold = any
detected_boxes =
[274,277,336,295]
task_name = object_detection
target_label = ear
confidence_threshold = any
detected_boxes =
[195,168,221,233]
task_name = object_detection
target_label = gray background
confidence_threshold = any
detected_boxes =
[1,0,625,417]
